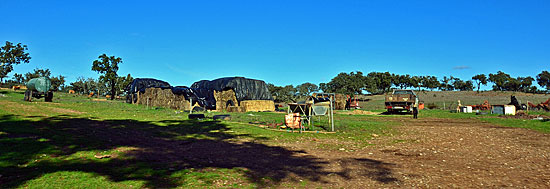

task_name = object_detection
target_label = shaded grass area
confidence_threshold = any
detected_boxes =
[0,114,328,188]
[0,90,398,188]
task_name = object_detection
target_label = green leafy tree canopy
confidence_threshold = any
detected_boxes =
[537,71,550,92]
[0,41,31,83]
[472,74,487,92]
[92,54,122,100]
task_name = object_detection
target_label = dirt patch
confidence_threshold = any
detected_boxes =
[290,117,550,188]
[0,100,83,115]
[337,110,379,115]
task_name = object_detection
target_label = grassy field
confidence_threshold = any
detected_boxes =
[0,90,394,188]
[1,89,548,188]
[358,90,550,110]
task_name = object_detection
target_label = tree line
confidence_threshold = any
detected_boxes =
[268,70,550,102]
[321,71,550,95]
[1,41,131,100]
[2,41,550,101]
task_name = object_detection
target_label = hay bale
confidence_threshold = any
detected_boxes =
[240,100,275,112]
[137,88,191,110]
[312,94,347,110]
[227,106,245,112]
[334,94,347,110]
[214,89,238,111]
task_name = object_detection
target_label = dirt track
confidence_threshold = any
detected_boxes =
[289,117,550,188]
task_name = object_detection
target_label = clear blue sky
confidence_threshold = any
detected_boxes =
[1,0,549,89]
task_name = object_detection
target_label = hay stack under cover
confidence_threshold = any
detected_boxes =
[191,77,273,102]
[334,94,347,110]
[137,88,192,110]
[214,89,238,111]
[240,100,275,112]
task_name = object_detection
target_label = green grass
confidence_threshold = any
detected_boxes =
[0,89,394,188]
[2,89,547,188]
[419,109,550,133]
[481,118,550,133]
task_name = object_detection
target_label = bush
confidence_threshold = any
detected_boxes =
[426,103,438,109]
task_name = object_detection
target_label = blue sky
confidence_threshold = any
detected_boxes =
[1,0,549,89]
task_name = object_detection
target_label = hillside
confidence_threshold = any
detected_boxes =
[359,91,550,110]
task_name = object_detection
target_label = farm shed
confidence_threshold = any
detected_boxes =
[191,77,274,112]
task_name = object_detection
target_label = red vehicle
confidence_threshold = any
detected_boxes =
[346,95,361,109]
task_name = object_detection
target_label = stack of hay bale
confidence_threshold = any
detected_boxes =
[240,100,275,112]
[212,89,274,112]
[191,77,275,112]
[137,88,191,110]
[213,89,238,111]
[334,94,348,110]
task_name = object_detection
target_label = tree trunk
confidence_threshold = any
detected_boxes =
[110,80,115,100]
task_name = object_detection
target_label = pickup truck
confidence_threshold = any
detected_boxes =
[385,89,418,113]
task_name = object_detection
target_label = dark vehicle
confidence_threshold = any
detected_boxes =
[24,77,53,102]
[385,89,418,113]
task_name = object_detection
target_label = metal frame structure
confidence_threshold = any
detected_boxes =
[287,93,335,132]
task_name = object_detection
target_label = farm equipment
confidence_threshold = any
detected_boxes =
[346,95,361,109]
[528,98,550,111]
[508,96,527,110]
[471,100,491,110]
[385,89,418,113]
[24,77,53,102]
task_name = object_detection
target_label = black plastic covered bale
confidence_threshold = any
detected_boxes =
[126,78,171,103]
[190,77,273,103]
[171,87,216,110]
[127,78,171,93]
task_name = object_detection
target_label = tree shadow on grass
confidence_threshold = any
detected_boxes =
[0,114,400,188]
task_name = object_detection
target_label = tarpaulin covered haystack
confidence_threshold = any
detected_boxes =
[191,77,273,102]
[125,78,215,110]
[171,87,215,109]
[191,77,274,112]
[138,88,191,110]
[126,77,273,112]
[126,78,171,103]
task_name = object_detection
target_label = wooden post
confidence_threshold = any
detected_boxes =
[330,96,334,132]
[308,104,312,126]
[189,98,193,114]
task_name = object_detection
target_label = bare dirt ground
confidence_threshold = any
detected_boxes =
[285,117,550,188]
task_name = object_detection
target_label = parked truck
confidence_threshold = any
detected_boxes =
[24,77,53,102]
[385,89,418,113]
